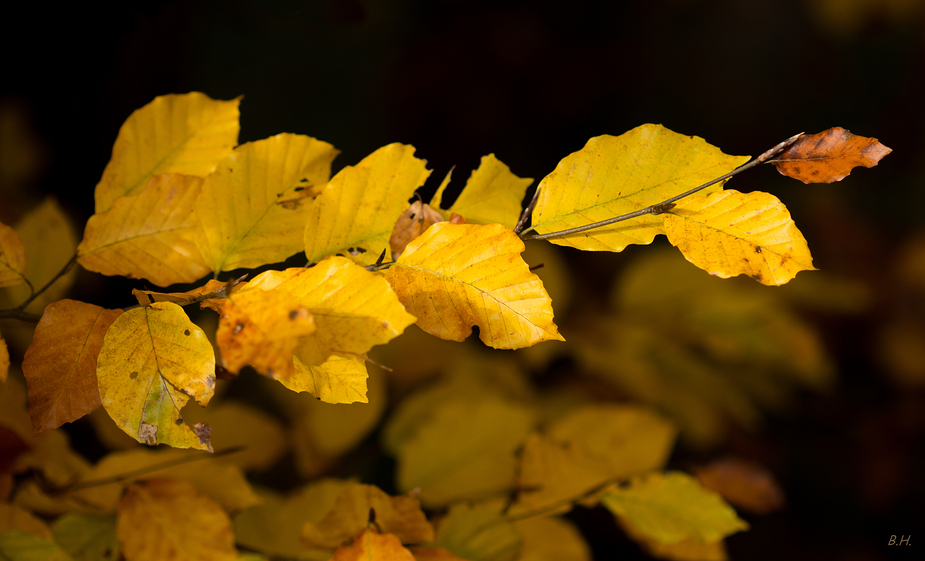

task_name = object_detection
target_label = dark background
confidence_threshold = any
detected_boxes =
[2,1,923,560]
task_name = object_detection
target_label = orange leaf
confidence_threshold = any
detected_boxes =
[693,457,785,515]
[390,201,445,259]
[22,300,123,434]
[331,529,416,561]
[772,127,891,184]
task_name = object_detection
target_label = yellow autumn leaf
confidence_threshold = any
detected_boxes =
[663,189,815,285]
[0,503,53,538]
[618,517,728,561]
[530,125,748,252]
[509,404,677,517]
[78,173,209,286]
[22,299,123,434]
[304,143,431,266]
[430,154,533,230]
[286,354,370,404]
[515,516,591,561]
[192,133,338,272]
[330,529,416,561]
[0,335,8,383]
[97,302,216,450]
[94,92,240,213]
[117,479,237,561]
[385,222,562,349]
[433,503,522,561]
[0,533,72,561]
[600,472,748,545]
[0,220,26,288]
[51,513,120,561]
[301,483,434,549]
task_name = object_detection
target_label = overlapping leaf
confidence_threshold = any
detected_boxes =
[330,529,415,561]
[78,173,209,286]
[432,503,522,561]
[773,127,891,184]
[51,514,120,561]
[430,154,532,230]
[663,190,815,285]
[22,300,123,434]
[133,278,239,306]
[94,92,240,213]
[385,222,562,349]
[0,220,26,288]
[285,354,370,404]
[304,143,431,266]
[390,201,445,259]
[96,302,215,450]
[193,133,339,272]
[530,125,749,252]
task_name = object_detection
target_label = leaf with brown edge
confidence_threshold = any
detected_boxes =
[385,222,563,349]
[663,190,815,286]
[78,173,210,287]
[390,201,445,259]
[331,529,416,561]
[0,220,26,288]
[772,127,891,184]
[22,300,123,435]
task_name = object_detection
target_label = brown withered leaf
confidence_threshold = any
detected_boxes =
[133,276,245,307]
[773,127,891,184]
[390,201,445,259]
[693,457,785,515]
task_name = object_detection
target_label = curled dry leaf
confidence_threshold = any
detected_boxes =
[693,457,785,515]
[390,201,444,259]
[133,278,240,307]
[772,127,891,184]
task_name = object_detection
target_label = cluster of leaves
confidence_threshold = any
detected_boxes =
[0,92,889,561]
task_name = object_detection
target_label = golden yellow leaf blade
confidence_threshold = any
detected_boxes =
[22,300,123,434]
[216,286,316,379]
[304,143,431,266]
[0,220,26,288]
[531,125,749,252]
[434,154,533,230]
[95,92,240,213]
[663,190,815,286]
[97,302,216,451]
[193,133,339,272]
[78,173,209,287]
[601,472,748,545]
[514,516,591,561]
[117,479,237,561]
[330,529,416,561]
[385,222,562,349]
[285,354,370,404]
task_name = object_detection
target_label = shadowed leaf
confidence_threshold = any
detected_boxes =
[0,220,26,288]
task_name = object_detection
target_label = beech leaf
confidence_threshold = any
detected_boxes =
[431,154,533,230]
[22,299,123,434]
[772,127,891,184]
[0,220,26,288]
[51,513,120,561]
[117,479,237,561]
[133,278,238,307]
[193,133,339,273]
[96,302,216,450]
[385,222,562,349]
[94,92,240,213]
[330,529,416,561]
[433,503,522,561]
[531,125,748,252]
[78,173,209,287]
[285,354,370,404]
[304,143,431,266]
[663,189,815,285]
[390,201,445,259]
[0,336,8,384]
[693,458,785,515]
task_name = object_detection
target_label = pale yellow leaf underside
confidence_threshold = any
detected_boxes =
[194,133,339,272]
[431,154,532,230]
[95,92,240,213]
[663,189,815,286]
[304,143,431,266]
[385,222,562,349]
[532,124,749,252]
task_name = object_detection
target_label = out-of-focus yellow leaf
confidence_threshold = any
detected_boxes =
[0,532,72,561]
[0,376,33,444]
[619,517,728,561]
[0,220,26,288]
[94,92,240,213]
[133,278,238,307]
[69,447,259,514]
[9,430,93,516]
[509,404,676,517]
[390,201,445,259]
[663,190,815,285]
[78,173,209,287]
[178,400,288,472]
[0,503,52,538]
[0,197,78,315]
[51,513,120,561]
[514,516,591,561]
[234,479,353,561]
[117,479,237,561]
[240,258,415,370]
[433,503,521,561]
[385,222,563,349]
[0,335,8,383]
[531,125,748,252]
[330,529,416,561]
[601,472,748,545]
[301,483,434,549]
[430,154,532,230]
[193,133,338,272]
[286,354,369,404]
[96,302,215,450]
[214,286,315,379]
[304,143,430,266]
[22,300,122,434]
[394,396,535,507]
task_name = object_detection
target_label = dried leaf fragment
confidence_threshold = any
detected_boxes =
[773,127,891,183]
[693,457,785,514]
[390,201,444,259]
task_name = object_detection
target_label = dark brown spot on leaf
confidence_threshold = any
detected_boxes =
[130,371,138,380]
[755,247,762,253]
[289,309,299,320]
[184,329,191,336]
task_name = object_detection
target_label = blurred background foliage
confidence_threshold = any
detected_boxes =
[2,1,924,560]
